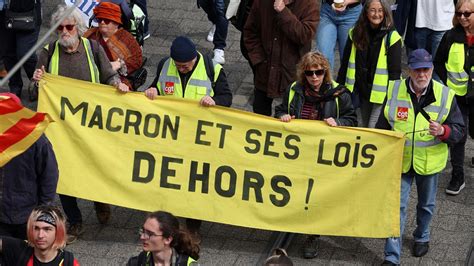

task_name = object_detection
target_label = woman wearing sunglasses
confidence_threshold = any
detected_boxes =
[433,0,474,196]
[274,51,356,259]
[337,0,401,128]
[84,2,143,90]
[127,211,199,266]
[275,52,356,127]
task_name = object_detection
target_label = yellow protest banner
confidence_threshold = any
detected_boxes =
[38,74,404,237]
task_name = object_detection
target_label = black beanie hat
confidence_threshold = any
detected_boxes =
[170,36,198,62]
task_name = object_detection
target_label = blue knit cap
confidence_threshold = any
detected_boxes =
[170,36,198,62]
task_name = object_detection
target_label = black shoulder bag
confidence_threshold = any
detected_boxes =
[4,0,37,31]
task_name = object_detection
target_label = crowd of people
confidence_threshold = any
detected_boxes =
[0,0,472,265]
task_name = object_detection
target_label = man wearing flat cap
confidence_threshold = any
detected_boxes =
[144,36,232,240]
[376,49,465,265]
[145,36,232,107]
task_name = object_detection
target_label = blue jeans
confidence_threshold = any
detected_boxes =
[384,172,439,264]
[198,0,228,50]
[414,27,446,58]
[315,2,361,71]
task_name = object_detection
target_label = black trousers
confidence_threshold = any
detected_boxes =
[450,95,470,181]
[0,10,40,97]
[253,88,273,116]
[59,195,83,225]
[0,222,26,240]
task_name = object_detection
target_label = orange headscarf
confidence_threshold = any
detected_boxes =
[94,2,122,25]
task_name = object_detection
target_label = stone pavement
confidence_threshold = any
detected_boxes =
[1,0,473,264]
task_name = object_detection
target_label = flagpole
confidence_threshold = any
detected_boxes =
[0,1,83,89]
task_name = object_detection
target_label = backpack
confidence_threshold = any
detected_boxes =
[24,250,75,266]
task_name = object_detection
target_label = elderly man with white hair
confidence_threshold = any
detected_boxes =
[32,5,129,92]
[32,5,129,244]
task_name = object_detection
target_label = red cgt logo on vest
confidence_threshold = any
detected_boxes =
[164,82,175,94]
[396,107,408,121]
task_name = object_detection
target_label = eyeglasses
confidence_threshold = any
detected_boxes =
[455,11,473,18]
[304,69,325,77]
[96,18,112,25]
[138,228,163,239]
[57,24,75,31]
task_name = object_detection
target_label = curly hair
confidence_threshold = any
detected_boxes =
[453,0,474,27]
[147,211,200,260]
[352,0,394,50]
[51,5,87,37]
[27,205,67,250]
[296,51,332,87]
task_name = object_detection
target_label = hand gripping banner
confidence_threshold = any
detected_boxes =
[38,74,405,237]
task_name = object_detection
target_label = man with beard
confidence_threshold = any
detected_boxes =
[32,5,129,244]
[32,5,129,92]
[0,206,80,265]
[376,49,465,265]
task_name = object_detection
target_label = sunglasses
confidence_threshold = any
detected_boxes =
[304,69,325,77]
[96,18,112,24]
[455,11,473,18]
[57,24,75,31]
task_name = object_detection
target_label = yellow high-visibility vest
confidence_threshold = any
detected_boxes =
[156,52,222,100]
[445,42,474,96]
[47,37,100,83]
[383,79,454,175]
[346,29,401,103]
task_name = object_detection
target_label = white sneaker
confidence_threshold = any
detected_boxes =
[207,25,216,42]
[213,49,225,65]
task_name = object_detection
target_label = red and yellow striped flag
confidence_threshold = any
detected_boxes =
[0,94,52,166]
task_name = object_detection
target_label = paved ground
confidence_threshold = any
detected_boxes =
[1,0,473,265]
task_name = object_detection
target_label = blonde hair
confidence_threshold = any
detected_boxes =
[453,0,474,27]
[296,51,332,87]
[27,206,67,250]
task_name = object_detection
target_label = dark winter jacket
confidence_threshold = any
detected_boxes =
[274,81,357,126]
[337,27,402,105]
[150,53,232,107]
[434,25,474,102]
[376,78,465,146]
[244,0,319,98]
[0,135,58,225]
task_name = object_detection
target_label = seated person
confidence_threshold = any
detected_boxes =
[84,1,143,90]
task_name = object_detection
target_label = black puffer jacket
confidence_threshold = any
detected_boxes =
[274,82,357,126]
